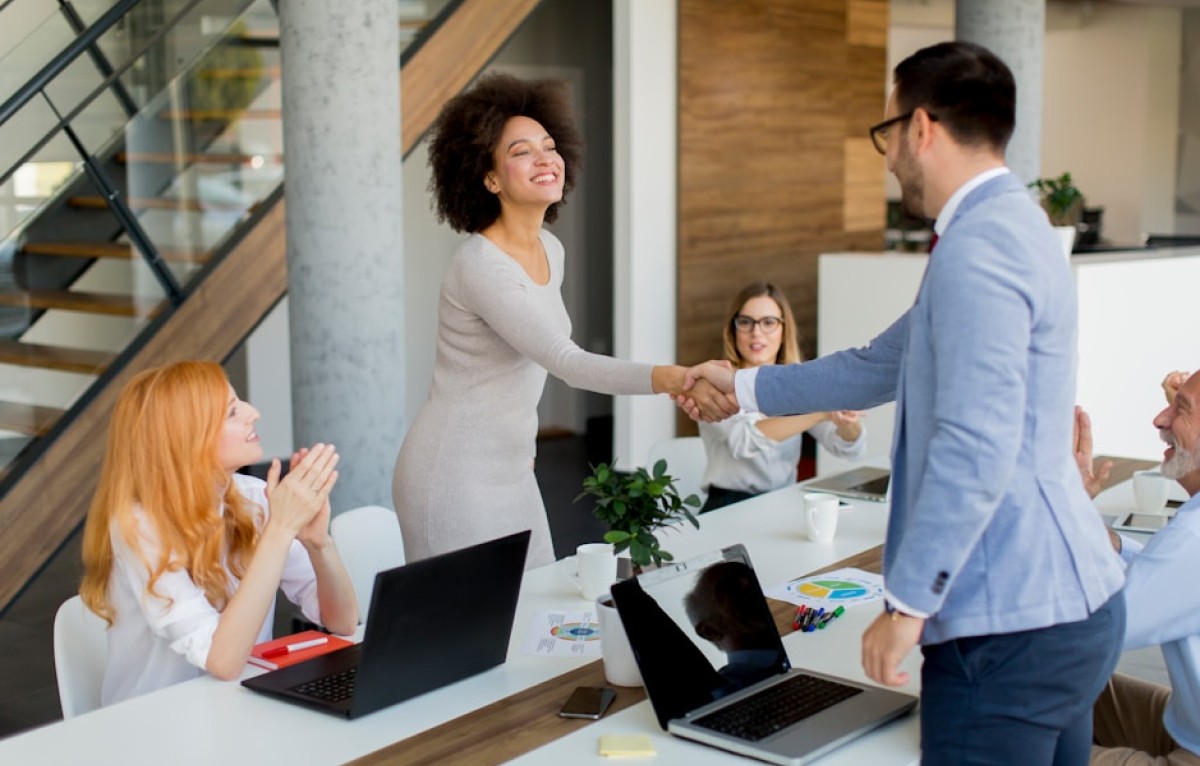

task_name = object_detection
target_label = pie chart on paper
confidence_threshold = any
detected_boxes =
[772,568,885,609]
[796,579,870,600]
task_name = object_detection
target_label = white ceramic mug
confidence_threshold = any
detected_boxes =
[1133,470,1171,515]
[560,543,618,601]
[804,492,840,543]
[596,595,643,687]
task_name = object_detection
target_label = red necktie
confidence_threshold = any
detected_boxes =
[929,232,939,252]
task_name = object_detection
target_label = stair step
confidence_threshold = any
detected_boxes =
[115,151,283,166]
[0,339,112,374]
[68,195,249,213]
[0,289,162,317]
[158,108,282,122]
[22,241,209,264]
[0,401,65,436]
[196,65,281,80]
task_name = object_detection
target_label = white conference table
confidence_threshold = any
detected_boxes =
[0,478,910,765]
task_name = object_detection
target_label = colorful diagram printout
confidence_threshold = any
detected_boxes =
[764,567,884,610]
[523,610,604,657]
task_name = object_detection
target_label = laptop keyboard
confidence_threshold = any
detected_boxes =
[291,667,357,703]
[693,673,863,742]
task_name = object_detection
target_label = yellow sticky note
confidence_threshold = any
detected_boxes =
[598,734,656,758]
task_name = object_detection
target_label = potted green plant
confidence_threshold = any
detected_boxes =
[576,459,701,570]
[1029,172,1085,227]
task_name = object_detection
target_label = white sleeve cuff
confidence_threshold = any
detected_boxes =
[735,367,760,413]
[884,590,931,620]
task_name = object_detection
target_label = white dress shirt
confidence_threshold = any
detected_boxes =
[101,474,323,706]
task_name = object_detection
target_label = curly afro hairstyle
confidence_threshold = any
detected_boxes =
[427,73,583,233]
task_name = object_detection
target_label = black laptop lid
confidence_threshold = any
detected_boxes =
[611,545,789,729]
[349,529,530,716]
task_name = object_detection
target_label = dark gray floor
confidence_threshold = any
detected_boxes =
[0,431,602,741]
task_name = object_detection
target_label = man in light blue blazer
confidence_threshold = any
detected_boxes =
[682,42,1125,765]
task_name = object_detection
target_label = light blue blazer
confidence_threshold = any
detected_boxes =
[756,173,1124,644]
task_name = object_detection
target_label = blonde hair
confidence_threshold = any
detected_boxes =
[80,361,260,625]
[721,281,802,368]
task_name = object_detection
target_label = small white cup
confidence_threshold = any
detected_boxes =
[804,492,840,543]
[596,595,643,687]
[560,543,618,601]
[1133,470,1171,515]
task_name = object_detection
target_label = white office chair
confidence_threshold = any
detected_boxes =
[53,595,108,719]
[644,436,708,508]
[329,505,406,621]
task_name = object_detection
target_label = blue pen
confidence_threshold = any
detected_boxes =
[806,608,825,632]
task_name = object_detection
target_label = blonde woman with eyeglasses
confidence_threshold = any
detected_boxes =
[698,282,865,513]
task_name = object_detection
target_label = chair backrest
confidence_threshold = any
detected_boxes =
[645,436,708,507]
[329,505,406,622]
[53,595,109,718]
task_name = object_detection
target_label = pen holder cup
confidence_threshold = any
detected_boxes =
[596,595,643,687]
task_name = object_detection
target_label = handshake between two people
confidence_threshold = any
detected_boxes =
[670,360,742,423]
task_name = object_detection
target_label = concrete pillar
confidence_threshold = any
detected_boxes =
[279,0,405,512]
[956,0,1044,184]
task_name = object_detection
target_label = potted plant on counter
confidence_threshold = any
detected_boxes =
[1030,172,1085,256]
[576,459,701,571]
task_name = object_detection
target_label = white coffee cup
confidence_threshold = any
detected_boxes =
[596,595,643,687]
[560,543,618,601]
[1133,470,1171,515]
[804,492,840,543]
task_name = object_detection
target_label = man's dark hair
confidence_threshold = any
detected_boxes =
[893,41,1015,152]
[427,73,582,233]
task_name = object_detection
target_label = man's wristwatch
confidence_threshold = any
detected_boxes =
[883,599,910,621]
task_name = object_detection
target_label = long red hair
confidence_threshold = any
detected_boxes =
[80,361,260,625]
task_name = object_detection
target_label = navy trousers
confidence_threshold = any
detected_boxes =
[919,591,1126,766]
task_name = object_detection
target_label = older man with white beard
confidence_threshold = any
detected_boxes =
[1087,369,1200,765]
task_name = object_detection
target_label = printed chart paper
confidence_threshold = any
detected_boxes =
[764,567,884,610]
[522,609,603,657]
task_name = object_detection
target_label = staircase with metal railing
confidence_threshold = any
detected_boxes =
[0,0,542,614]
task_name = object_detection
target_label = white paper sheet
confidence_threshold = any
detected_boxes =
[764,567,884,610]
[521,609,604,657]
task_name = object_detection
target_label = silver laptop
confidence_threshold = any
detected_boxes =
[804,467,890,503]
[611,545,916,765]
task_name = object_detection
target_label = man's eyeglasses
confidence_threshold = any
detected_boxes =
[732,315,783,334]
[868,110,937,155]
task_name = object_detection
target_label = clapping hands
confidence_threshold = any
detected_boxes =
[265,443,340,543]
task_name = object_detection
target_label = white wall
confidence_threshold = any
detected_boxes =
[1042,3,1181,243]
[889,0,1184,244]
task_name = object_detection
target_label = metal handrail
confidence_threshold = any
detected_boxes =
[0,0,141,126]
[0,0,208,190]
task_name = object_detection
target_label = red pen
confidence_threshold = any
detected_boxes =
[262,637,328,659]
[792,605,807,630]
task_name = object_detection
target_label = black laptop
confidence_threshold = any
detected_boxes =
[241,530,530,719]
[611,544,916,765]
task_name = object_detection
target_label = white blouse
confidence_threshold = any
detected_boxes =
[699,412,866,495]
[100,474,322,706]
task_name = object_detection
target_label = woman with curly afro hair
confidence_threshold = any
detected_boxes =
[392,74,692,568]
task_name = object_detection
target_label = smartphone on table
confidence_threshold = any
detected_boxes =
[558,686,617,719]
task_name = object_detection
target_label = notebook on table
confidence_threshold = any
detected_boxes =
[610,544,916,766]
[241,529,530,719]
[804,467,891,503]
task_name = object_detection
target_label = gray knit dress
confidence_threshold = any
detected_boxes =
[393,231,654,569]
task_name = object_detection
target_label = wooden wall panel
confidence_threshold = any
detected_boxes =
[678,0,889,409]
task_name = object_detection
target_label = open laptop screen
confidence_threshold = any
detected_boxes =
[612,545,789,729]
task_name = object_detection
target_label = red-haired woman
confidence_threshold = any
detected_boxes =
[80,361,358,705]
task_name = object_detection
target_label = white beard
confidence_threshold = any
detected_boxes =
[1161,433,1200,481]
